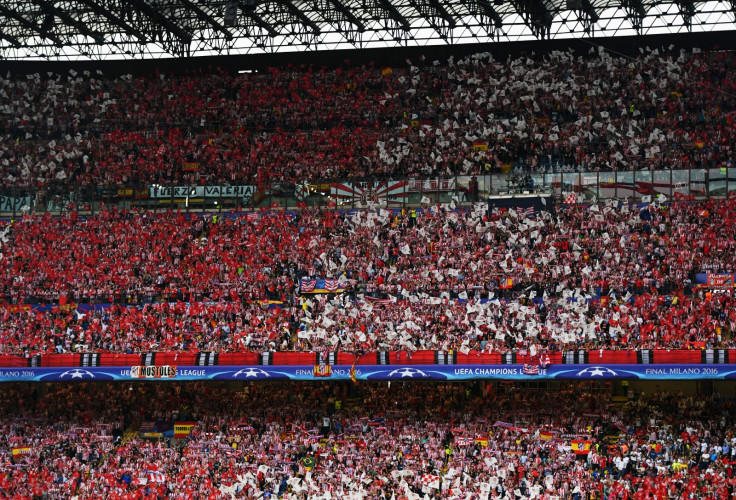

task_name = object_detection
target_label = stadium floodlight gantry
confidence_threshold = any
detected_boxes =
[0,0,733,60]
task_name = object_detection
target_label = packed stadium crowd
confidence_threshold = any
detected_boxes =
[0,195,734,355]
[2,28,736,500]
[0,46,733,195]
[1,382,735,499]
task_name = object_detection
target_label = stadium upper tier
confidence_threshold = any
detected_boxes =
[0,47,733,196]
[0,197,733,355]
[0,383,734,499]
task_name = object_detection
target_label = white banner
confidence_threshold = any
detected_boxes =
[148,185,255,203]
[130,366,177,379]
[0,195,31,212]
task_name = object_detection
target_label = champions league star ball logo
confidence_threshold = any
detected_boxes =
[59,369,96,379]
[575,366,619,377]
[387,368,429,378]
[232,368,271,379]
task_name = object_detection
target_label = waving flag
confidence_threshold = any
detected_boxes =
[522,364,539,375]
[419,474,440,489]
[571,440,592,454]
[299,278,353,294]
[324,279,340,292]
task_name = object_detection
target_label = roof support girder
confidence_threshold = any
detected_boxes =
[579,0,599,23]
[375,0,412,31]
[237,2,280,37]
[409,0,457,40]
[510,0,553,38]
[675,0,696,29]
[326,0,366,31]
[126,0,193,45]
[32,0,106,43]
[0,4,64,46]
[473,0,504,28]
[180,0,234,39]
[273,0,322,35]
[622,0,646,33]
[0,27,23,48]
[74,0,147,42]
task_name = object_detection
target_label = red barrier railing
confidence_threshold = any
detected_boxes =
[4,349,733,368]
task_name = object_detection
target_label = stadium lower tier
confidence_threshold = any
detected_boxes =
[1,381,735,499]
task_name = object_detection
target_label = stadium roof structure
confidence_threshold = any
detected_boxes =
[0,0,734,60]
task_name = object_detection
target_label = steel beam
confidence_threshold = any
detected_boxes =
[181,0,234,39]
[510,0,553,39]
[74,0,147,42]
[273,0,322,35]
[127,0,193,44]
[0,3,64,46]
[32,0,106,43]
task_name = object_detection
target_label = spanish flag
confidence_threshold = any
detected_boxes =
[571,440,592,454]
[539,432,553,441]
[350,362,357,384]
[381,67,393,76]
[473,142,488,151]
[280,431,294,442]
[500,277,513,289]
[475,437,488,447]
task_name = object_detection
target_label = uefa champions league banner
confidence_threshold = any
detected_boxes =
[0,364,735,382]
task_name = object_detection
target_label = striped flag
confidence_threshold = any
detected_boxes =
[324,279,340,292]
[455,437,474,447]
[364,296,394,306]
[300,280,316,293]
[522,364,539,375]
[539,353,551,367]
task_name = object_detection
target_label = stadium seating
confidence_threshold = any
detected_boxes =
[0,382,734,499]
[0,196,734,357]
[0,48,734,198]
[2,44,736,500]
